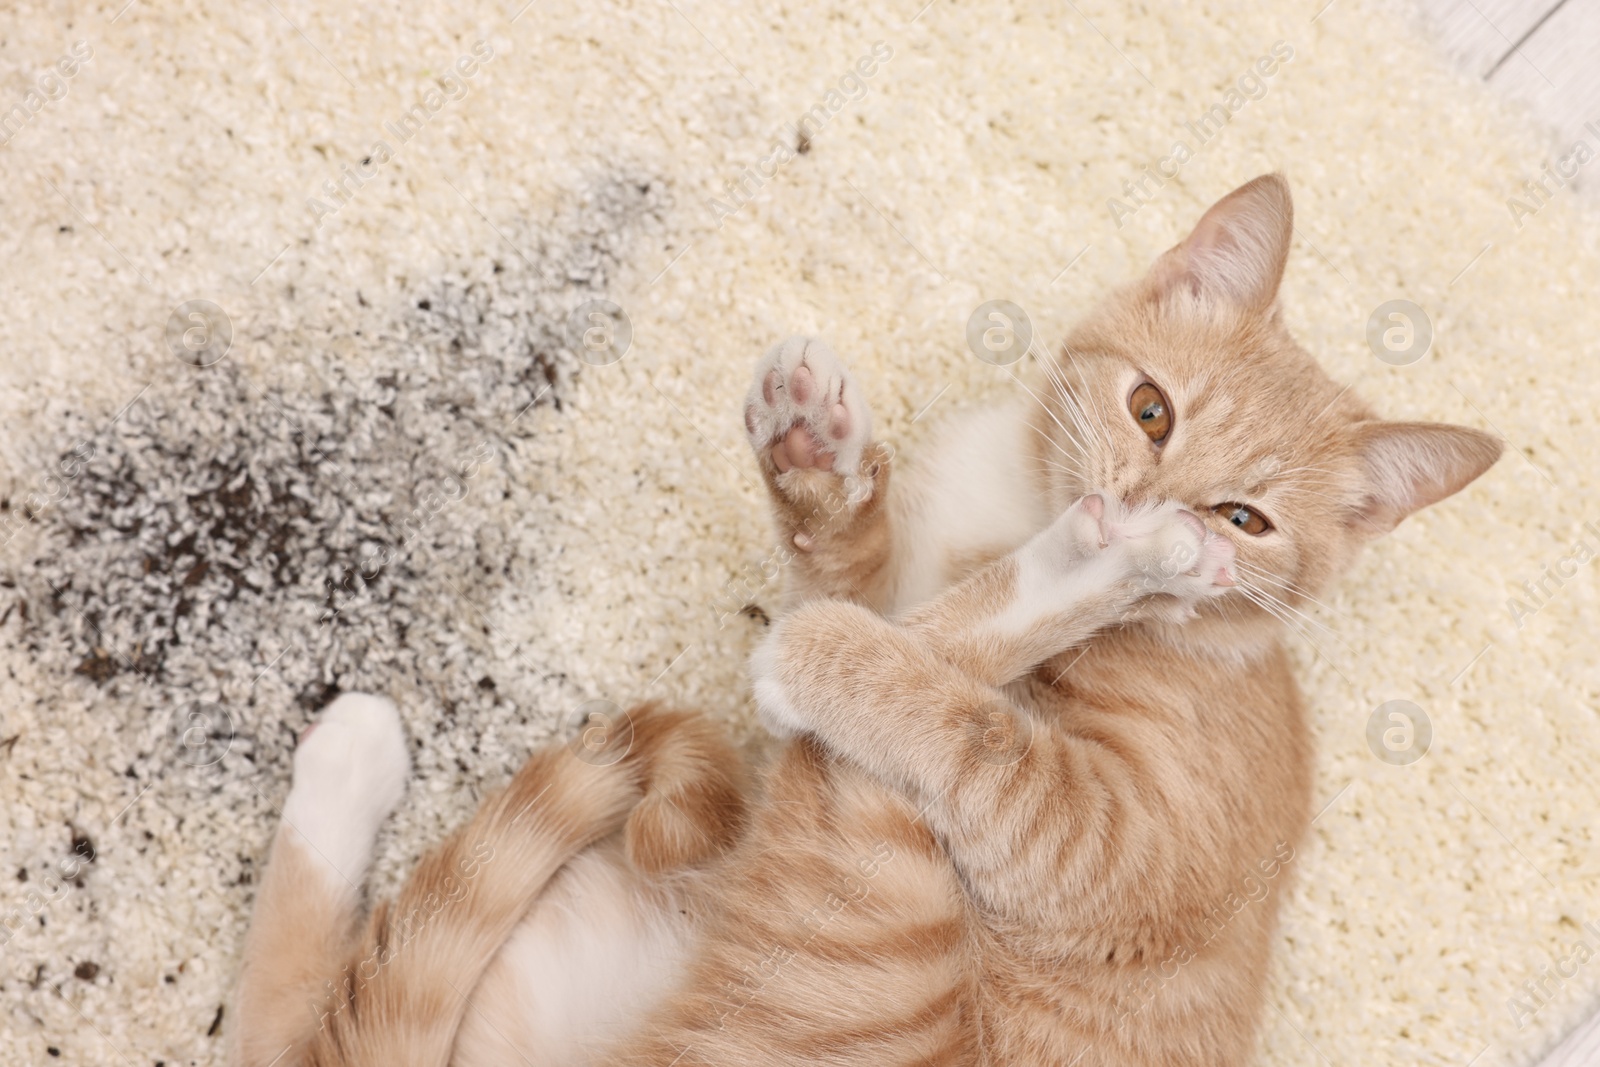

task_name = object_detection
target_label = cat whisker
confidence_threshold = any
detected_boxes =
[1038,354,1113,456]
[1023,417,1088,479]
[1061,352,1118,450]
[1236,578,1348,649]
[1234,583,1317,645]
[1235,583,1359,682]
[1023,461,1084,483]
[1034,357,1089,442]
[1023,420,1085,466]
[1061,393,1104,459]
[1234,567,1332,619]
[1234,562,1350,622]
[1236,576,1337,636]
[1009,368,1092,459]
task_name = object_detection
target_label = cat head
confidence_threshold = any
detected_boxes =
[1040,174,1500,626]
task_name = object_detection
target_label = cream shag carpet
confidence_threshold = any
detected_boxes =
[0,0,1596,1063]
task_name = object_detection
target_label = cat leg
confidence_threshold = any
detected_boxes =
[303,705,743,1067]
[758,492,1235,716]
[743,336,895,609]
[747,500,1235,924]
[451,705,749,1067]
[231,693,410,1067]
[897,491,1236,687]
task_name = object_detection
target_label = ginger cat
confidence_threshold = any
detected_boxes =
[230,174,1500,1067]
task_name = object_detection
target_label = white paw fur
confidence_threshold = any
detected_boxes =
[744,336,875,504]
[1107,499,1237,604]
[750,622,807,740]
[280,692,410,887]
[1013,493,1236,624]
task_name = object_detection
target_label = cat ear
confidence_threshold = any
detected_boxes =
[1348,422,1502,535]
[1146,173,1293,312]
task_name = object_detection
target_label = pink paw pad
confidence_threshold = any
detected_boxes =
[773,425,835,473]
[790,365,814,404]
[758,361,844,473]
[744,336,875,498]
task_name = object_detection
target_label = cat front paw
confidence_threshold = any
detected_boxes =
[1039,493,1234,621]
[744,336,878,509]
[749,621,808,739]
[1107,500,1236,620]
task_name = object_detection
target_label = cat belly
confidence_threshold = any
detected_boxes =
[890,397,1051,612]
[451,840,700,1067]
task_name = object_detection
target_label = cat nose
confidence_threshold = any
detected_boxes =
[1119,488,1154,510]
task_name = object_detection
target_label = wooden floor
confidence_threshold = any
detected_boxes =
[1413,4,1599,1062]
[1418,0,1600,163]
[1531,1004,1600,1066]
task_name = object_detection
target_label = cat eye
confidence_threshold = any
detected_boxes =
[1128,382,1172,444]
[1215,503,1272,536]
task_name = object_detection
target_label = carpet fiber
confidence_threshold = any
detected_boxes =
[0,0,1596,1063]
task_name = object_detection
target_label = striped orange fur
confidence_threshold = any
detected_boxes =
[230,175,1500,1067]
